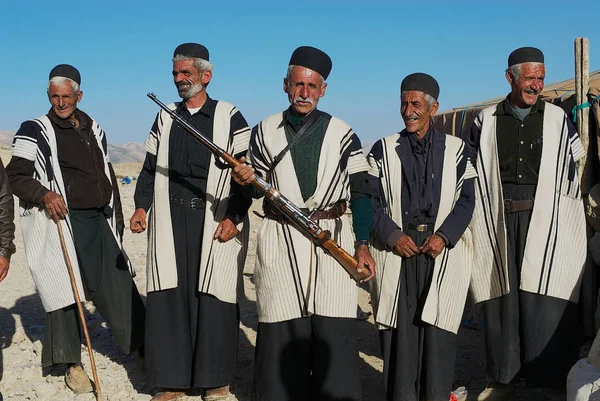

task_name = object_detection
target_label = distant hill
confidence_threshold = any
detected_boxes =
[0,130,145,164]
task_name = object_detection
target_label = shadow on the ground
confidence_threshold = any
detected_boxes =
[10,292,148,395]
[0,306,16,385]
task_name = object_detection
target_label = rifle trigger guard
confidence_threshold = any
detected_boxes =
[213,156,230,170]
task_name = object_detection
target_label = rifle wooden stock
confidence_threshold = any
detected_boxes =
[147,93,371,282]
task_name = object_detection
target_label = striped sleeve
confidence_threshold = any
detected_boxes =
[341,130,369,175]
[247,122,272,178]
[97,124,110,163]
[229,107,251,158]
[436,141,476,248]
[367,139,383,178]
[144,112,161,156]
[12,121,40,161]
[566,115,585,163]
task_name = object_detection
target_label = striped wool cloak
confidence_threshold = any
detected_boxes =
[248,111,370,323]
[367,132,480,334]
[470,102,586,302]
[13,114,127,312]
[144,101,251,303]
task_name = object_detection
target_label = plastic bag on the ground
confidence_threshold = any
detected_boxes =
[450,386,468,401]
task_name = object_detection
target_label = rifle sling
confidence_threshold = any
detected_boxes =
[267,111,321,180]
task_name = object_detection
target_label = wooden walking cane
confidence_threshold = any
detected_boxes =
[56,220,103,400]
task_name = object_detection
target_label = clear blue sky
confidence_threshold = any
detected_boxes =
[1,1,599,146]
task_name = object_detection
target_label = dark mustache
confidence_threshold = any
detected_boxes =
[524,88,540,95]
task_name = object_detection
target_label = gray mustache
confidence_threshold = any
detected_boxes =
[294,97,313,104]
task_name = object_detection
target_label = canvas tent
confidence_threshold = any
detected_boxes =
[432,71,600,336]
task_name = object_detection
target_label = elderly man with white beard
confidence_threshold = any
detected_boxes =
[130,43,252,401]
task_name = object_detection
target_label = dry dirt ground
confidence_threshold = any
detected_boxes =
[0,158,570,400]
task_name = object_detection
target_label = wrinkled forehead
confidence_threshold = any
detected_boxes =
[173,58,197,71]
[401,90,427,103]
[48,80,77,95]
[289,65,323,83]
[520,63,546,76]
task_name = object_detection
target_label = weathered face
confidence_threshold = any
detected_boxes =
[507,63,545,107]
[283,66,327,115]
[400,90,438,135]
[47,81,82,120]
[172,59,211,100]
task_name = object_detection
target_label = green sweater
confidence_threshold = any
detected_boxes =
[284,113,371,240]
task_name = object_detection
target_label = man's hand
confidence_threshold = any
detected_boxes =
[130,208,147,233]
[355,245,376,283]
[420,234,446,259]
[0,257,9,282]
[232,156,255,186]
[213,216,239,242]
[43,191,68,221]
[393,234,420,258]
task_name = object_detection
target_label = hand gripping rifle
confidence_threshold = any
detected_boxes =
[147,93,371,282]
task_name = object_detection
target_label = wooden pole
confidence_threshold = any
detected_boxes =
[575,37,590,188]
[56,221,103,400]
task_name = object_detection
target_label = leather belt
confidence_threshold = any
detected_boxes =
[407,223,432,232]
[263,201,347,223]
[169,194,203,210]
[504,199,534,213]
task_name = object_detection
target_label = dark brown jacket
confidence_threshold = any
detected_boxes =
[0,159,16,260]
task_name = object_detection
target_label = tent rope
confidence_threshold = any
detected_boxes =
[572,94,600,122]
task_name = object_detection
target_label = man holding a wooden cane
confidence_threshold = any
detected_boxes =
[6,64,146,395]
[232,45,376,401]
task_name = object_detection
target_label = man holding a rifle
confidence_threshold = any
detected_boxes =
[130,43,251,401]
[232,45,375,401]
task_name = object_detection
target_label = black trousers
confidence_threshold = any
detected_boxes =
[42,208,146,366]
[482,184,581,388]
[381,217,457,401]
[253,315,361,401]
[145,201,239,389]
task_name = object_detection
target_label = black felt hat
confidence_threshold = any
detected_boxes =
[49,64,81,85]
[400,73,440,100]
[173,43,209,61]
[289,46,332,80]
[508,47,544,67]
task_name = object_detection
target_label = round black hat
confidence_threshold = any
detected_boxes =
[173,43,209,61]
[49,64,81,85]
[289,46,332,80]
[508,47,544,67]
[400,73,440,100]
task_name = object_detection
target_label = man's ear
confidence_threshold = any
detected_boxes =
[429,101,439,117]
[202,69,212,85]
[320,82,327,98]
[77,90,83,103]
[505,70,515,86]
[283,77,288,93]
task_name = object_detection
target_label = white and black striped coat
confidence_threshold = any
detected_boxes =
[144,101,251,304]
[12,114,124,312]
[248,111,370,323]
[469,102,586,302]
[368,130,479,333]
